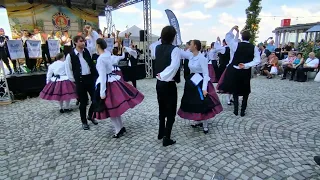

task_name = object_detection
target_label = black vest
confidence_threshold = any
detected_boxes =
[231,42,254,66]
[0,35,8,51]
[69,48,97,83]
[218,46,230,67]
[155,44,180,83]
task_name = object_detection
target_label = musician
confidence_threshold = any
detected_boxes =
[0,28,12,74]
[61,30,72,56]
[33,28,51,69]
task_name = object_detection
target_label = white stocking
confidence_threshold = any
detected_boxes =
[59,101,64,109]
[64,100,71,109]
[117,116,124,129]
[111,117,121,134]
[203,120,209,131]
[226,94,232,103]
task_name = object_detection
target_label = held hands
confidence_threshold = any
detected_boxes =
[238,63,245,69]
[202,90,208,97]
[157,73,161,79]
[233,25,239,32]
[101,95,106,99]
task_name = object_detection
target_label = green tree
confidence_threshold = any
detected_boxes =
[243,0,262,44]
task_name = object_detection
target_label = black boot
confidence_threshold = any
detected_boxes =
[163,137,176,147]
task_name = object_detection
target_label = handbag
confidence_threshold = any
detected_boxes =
[270,66,278,75]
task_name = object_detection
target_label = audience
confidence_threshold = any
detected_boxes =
[262,52,279,79]
[296,52,319,82]
[281,53,304,80]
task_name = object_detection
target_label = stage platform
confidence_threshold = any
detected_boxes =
[6,64,147,96]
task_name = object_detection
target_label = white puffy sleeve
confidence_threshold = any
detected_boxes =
[200,56,210,91]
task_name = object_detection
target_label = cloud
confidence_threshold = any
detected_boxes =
[117,6,140,13]
[183,23,194,26]
[151,9,164,19]
[157,0,237,10]
[181,11,211,20]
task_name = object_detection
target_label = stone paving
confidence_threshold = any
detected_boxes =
[1,76,320,180]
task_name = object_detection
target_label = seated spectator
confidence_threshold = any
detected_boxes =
[296,52,319,82]
[281,53,304,80]
[256,44,270,74]
[282,51,296,66]
[266,40,276,52]
[262,52,279,79]
[274,45,282,59]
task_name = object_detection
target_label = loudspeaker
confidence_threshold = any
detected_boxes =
[28,0,34,4]
[66,0,71,8]
[139,30,146,42]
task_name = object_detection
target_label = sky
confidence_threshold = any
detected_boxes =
[99,0,320,44]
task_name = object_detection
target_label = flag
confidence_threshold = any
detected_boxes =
[165,9,182,45]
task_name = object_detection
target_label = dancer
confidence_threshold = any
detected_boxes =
[155,26,181,146]
[207,42,218,83]
[39,53,77,113]
[65,35,99,130]
[125,45,138,88]
[94,38,144,138]
[216,37,235,105]
[182,41,192,80]
[220,26,260,116]
[111,48,125,77]
[84,25,100,60]
[178,40,223,134]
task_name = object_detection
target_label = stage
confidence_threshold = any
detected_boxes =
[6,63,147,96]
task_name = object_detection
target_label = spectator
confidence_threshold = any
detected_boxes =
[282,51,296,66]
[266,40,276,52]
[256,44,270,74]
[281,53,304,80]
[274,45,282,59]
[262,52,279,79]
[296,52,319,82]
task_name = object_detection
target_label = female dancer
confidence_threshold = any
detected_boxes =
[111,48,125,77]
[94,38,144,138]
[177,40,223,134]
[39,53,77,113]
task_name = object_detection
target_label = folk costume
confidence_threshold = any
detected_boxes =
[111,52,125,78]
[65,48,99,130]
[219,28,260,116]
[207,46,218,83]
[181,49,192,80]
[177,52,223,134]
[155,43,181,146]
[94,51,144,138]
[39,59,77,113]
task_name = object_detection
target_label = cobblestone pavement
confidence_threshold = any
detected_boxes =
[1,76,320,180]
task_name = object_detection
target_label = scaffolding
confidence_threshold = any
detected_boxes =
[0,60,11,105]
[106,0,153,78]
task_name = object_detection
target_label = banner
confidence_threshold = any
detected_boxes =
[6,40,25,59]
[105,38,114,52]
[165,9,182,46]
[123,38,130,47]
[47,40,60,57]
[26,40,42,58]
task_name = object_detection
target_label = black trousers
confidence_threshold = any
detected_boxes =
[233,94,249,113]
[41,44,51,67]
[0,49,12,72]
[128,65,137,88]
[183,59,190,80]
[296,67,316,82]
[283,66,297,79]
[212,60,219,75]
[76,75,95,124]
[156,80,177,139]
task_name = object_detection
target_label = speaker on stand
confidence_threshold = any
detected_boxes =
[139,30,147,42]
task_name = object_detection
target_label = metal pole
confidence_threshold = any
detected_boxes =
[0,60,12,105]
[143,0,152,78]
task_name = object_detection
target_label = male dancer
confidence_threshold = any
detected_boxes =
[182,41,192,80]
[0,28,12,74]
[65,35,98,130]
[225,26,260,116]
[155,26,181,147]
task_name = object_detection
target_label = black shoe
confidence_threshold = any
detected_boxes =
[82,124,90,130]
[76,100,80,106]
[60,109,64,113]
[281,77,286,80]
[158,134,163,140]
[314,156,320,166]
[191,123,203,128]
[64,109,73,112]
[120,127,126,135]
[203,128,209,134]
[88,117,98,125]
[233,110,238,116]
[163,137,176,147]
[227,102,232,106]
[289,78,293,81]
[112,131,122,138]
[240,111,246,117]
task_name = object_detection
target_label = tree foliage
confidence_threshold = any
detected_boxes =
[243,0,262,44]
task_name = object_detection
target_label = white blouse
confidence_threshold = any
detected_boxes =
[188,53,210,91]
[46,60,69,82]
[111,53,125,71]
[96,51,121,97]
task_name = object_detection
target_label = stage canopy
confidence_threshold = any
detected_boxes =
[119,25,159,42]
